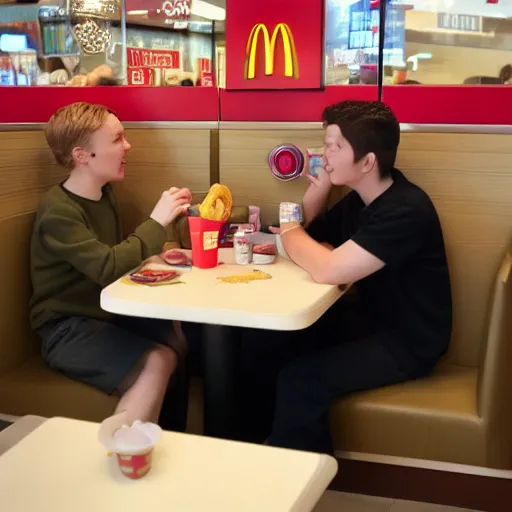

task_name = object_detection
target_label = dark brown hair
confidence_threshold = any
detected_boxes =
[322,100,400,179]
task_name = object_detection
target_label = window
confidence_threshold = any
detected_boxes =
[0,0,223,86]
[325,0,386,85]
[383,0,512,85]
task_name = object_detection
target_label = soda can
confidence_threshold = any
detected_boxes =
[279,202,303,224]
[234,229,253,265]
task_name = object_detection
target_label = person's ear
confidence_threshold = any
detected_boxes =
[71,146,91,167]
[360,152,377,175]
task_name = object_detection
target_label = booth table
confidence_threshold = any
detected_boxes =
[101,249,344,438]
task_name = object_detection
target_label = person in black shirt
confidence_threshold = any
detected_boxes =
[238,100,452,454]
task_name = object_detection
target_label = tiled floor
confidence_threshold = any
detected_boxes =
[314,492,480,512]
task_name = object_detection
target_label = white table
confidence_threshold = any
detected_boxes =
[101,249,342,331]
[101,249,344,438]
[0,417,338,512]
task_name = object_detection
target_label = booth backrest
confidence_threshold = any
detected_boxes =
[397,133,512,366]
[0,130,67,375]
[219,129,512,368]
[1,125,510,374]
[0,212,39,375]
[0,127,212,377]
[115,128,213,237]
[478,248,512,467]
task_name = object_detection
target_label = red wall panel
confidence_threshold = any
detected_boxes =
[0,86,219,123]
[225,0,324,90]
[382,85,512,125]
[220,85,378,122]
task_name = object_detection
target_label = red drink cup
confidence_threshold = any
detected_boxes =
[188,216,224,269]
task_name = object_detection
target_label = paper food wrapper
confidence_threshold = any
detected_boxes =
[99,414,162,479]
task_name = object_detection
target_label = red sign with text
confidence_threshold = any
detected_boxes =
[225,0,324,90]
[127,47,180,86]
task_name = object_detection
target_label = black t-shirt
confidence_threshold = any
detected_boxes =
[307,168,452,363]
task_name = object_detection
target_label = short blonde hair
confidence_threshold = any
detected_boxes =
[45,102,113,168]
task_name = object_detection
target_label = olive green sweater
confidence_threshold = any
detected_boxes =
[29,184,167,330]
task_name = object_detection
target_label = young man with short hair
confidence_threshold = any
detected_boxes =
[30,102,192,426]
[241,101,452,453]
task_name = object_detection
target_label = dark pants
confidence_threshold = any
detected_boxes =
[236,296,436,454]
[38,315,202,433]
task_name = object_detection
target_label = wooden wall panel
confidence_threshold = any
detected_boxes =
[0,127,211,375]
[397,133,512,367]
[115,129,211,237]
[0,128,212,231]
[0,131,67,220]
[2,126,511,369]
[219,130,512,368]
[219,129,324,226]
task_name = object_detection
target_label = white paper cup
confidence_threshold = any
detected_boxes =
[99,415,162,480]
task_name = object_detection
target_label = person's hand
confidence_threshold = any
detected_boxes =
[150,187,191,228]
[302,158,332,227]
[268,226,281,235]
[168,187,192,203]
[305,162,332,191]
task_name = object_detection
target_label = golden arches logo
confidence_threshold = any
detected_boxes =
[244,23,299,80]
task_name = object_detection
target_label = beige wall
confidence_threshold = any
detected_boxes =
[404,10,510,84]
[405,41,509,84]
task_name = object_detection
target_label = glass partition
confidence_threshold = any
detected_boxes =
[0,0,222,86]
[381,0,512,85]
[3,0,509,90]
[325,0,388,85]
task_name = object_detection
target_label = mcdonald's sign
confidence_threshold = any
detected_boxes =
[225,0,323,90]
[244,23,299,80]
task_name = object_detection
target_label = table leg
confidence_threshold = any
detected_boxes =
[202,324,238,439]
[158,362,189,432]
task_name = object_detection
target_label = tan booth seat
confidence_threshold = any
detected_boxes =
[0,125,215,424]
[330,233,512,469]
[0,207,251,422]
[0,213,118,421]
